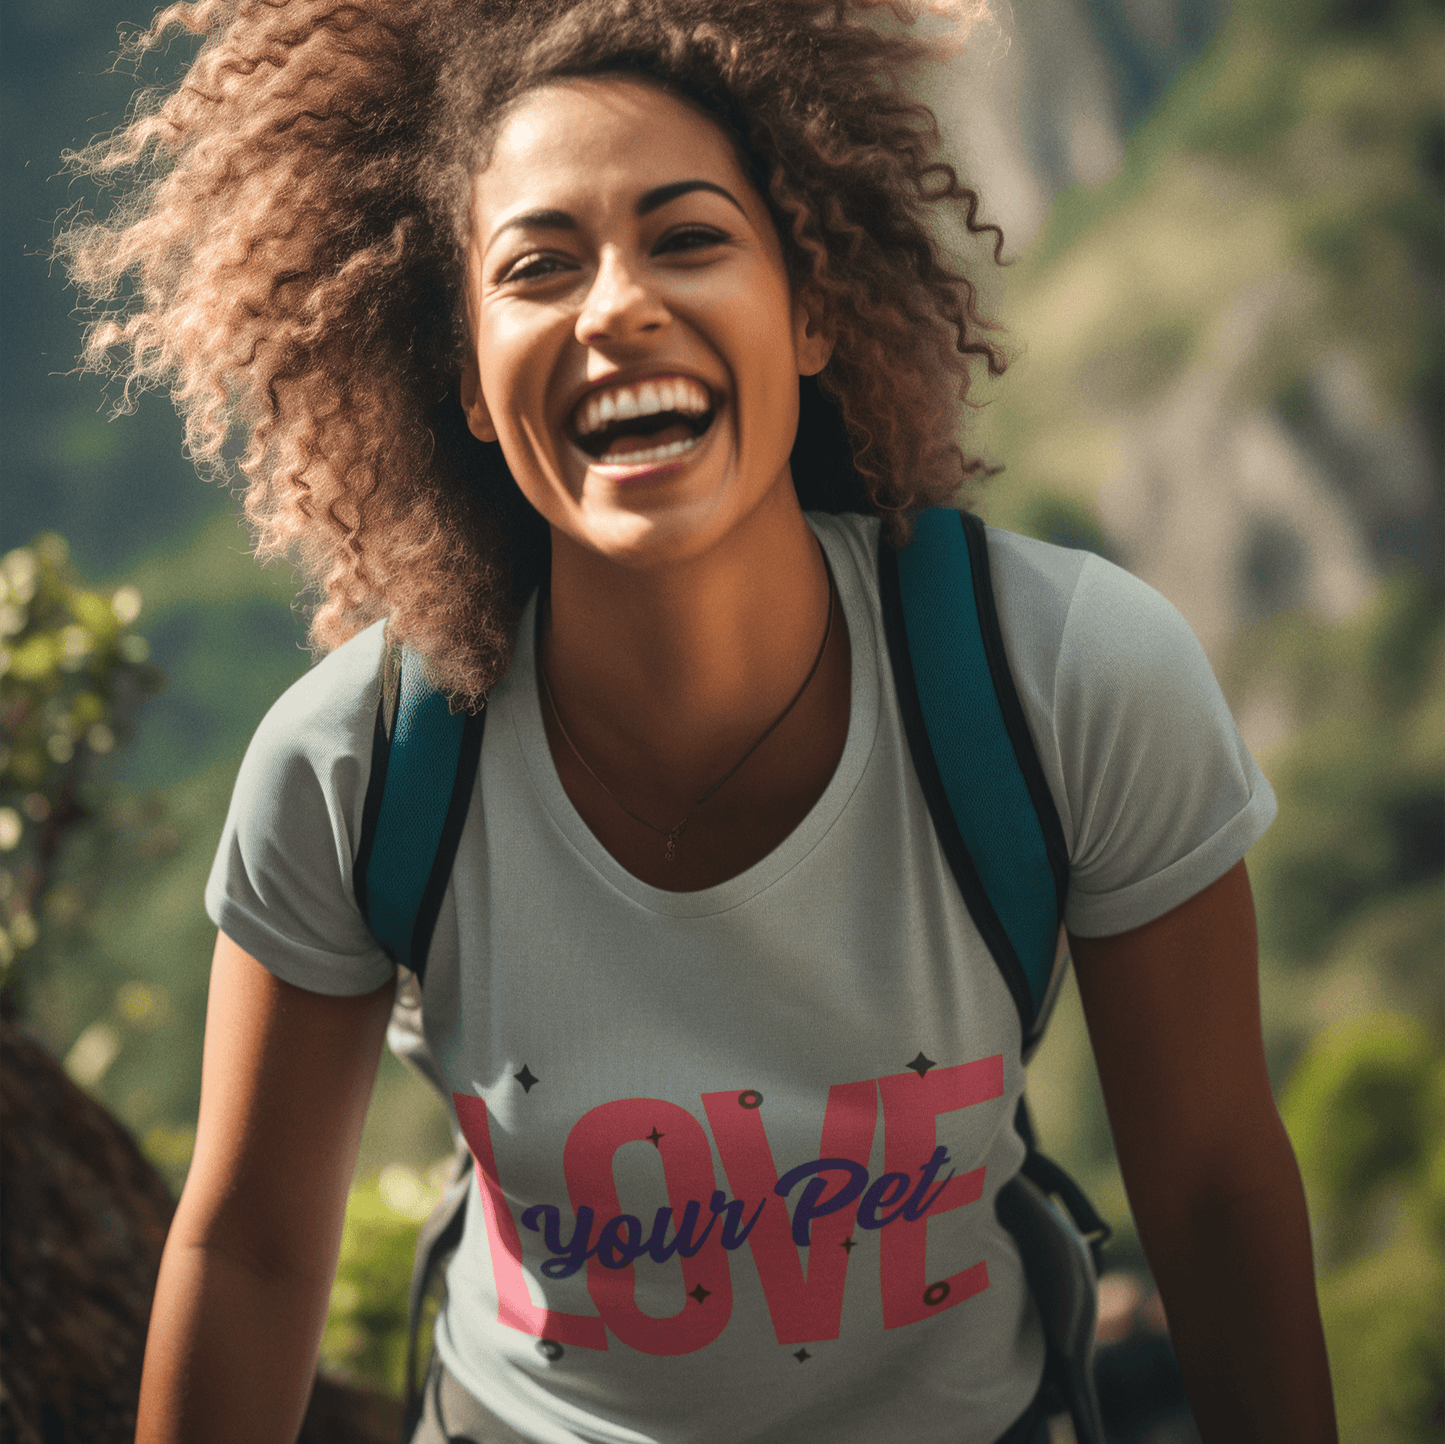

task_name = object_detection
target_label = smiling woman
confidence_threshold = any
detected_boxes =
[58,0,1005,707]
[55,3,1336,1443]
[457,80,832,569]
[455,76,853,891]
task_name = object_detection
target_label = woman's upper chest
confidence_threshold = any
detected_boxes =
[539,603,853,892]
[438,671,1025,1100]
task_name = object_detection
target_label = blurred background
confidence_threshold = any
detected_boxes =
[2,0,1441,1439]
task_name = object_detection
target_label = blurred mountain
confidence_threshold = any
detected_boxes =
[3,6,211,574]
[968,9,1444,1432]
[970,0,1442,697]
[923,0,1230,251]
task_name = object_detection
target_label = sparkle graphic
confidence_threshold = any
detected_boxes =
[688,1283,711,1304]
[646,1127,664,1147]
[514,1064,539,1093]
[793,1348,811,1363]
[536,1339,564,1361]
[840,1236,857,1254]
[905,1051,936,1078]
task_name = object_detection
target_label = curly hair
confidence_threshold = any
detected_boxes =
[57,0,1007,706]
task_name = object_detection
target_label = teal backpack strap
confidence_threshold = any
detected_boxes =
[353,640,486,985]
[882,509,1109,1443]
[352,640,485,1431]
[879,507,1069,1044]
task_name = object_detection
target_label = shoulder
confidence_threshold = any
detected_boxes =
[983,523,1096,620]
[816,507,1213,713]
[822,510,1275,932]
[987,522,1196,653]
[206,619,394,995]
[246,619,389,768]
[984,525,1208,706]
[979,524,1275,933]
[221,618,389,870]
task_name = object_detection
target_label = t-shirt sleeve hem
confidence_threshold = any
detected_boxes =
[1063,778,1277,938]
[209,899,396,998]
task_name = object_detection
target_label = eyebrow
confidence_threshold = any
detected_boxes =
[636,179,746,217]
[486,179,747,250]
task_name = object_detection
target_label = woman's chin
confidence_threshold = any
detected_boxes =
[566,493,730,570]
[538,419,797,572]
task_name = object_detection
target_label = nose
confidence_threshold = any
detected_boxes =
[575,247,669,347]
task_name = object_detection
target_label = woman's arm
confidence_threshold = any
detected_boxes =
[136,932,394,1444]
[1070,860,1337,1444]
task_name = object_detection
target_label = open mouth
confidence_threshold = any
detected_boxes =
[571,375,715,467]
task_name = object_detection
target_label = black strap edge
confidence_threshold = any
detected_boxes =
[1014,1103,1112,1277]
[1019,1152,1113,1255]
[879,535,1037,1041]
[353,645,400,928]
[959,512,1071,921]
[994,1173,1108,1444]
[403,1150,472,1410]
[407,705,487,986]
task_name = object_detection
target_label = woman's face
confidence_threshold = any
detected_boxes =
[460,77,831,569]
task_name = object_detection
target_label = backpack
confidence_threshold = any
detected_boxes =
[356,508,1110,1442]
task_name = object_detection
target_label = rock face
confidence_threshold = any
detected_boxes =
[0,1017,174,1442]
[0,1018,403,1444]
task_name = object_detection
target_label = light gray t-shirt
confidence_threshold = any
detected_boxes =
[206,512,1274,1444]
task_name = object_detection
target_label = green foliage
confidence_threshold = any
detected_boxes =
[1247,0,1443,44]
[14,510,312,1158]
[0,533,164,989]
[1240,574,1444,997]
[142,1122,198,1200]
[1284,1012,1442,1264]
[24,750,246,1152]
[1016,494,1115,561]
[1319,1235,1445,1444]
[1281,1013,1445,1442]
[321,1164,449,1398]
[1235,580,1443,1441]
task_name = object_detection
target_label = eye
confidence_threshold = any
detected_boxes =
[499,251,575,284]
[655,225,728,255]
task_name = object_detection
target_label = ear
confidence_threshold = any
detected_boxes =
[459,356,499,443]
[792,287,834,378]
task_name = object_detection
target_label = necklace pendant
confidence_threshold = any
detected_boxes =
[664,837,677,862]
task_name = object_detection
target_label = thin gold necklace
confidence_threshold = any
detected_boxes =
[539,568,836,862]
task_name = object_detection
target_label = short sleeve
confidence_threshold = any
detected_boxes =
[989,533,1276,938]
[204,620,396,995]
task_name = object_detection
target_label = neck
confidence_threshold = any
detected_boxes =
[540,488,833,783]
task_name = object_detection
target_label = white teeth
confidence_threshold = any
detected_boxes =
[592,434,702,468]
[574,376,712,437]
